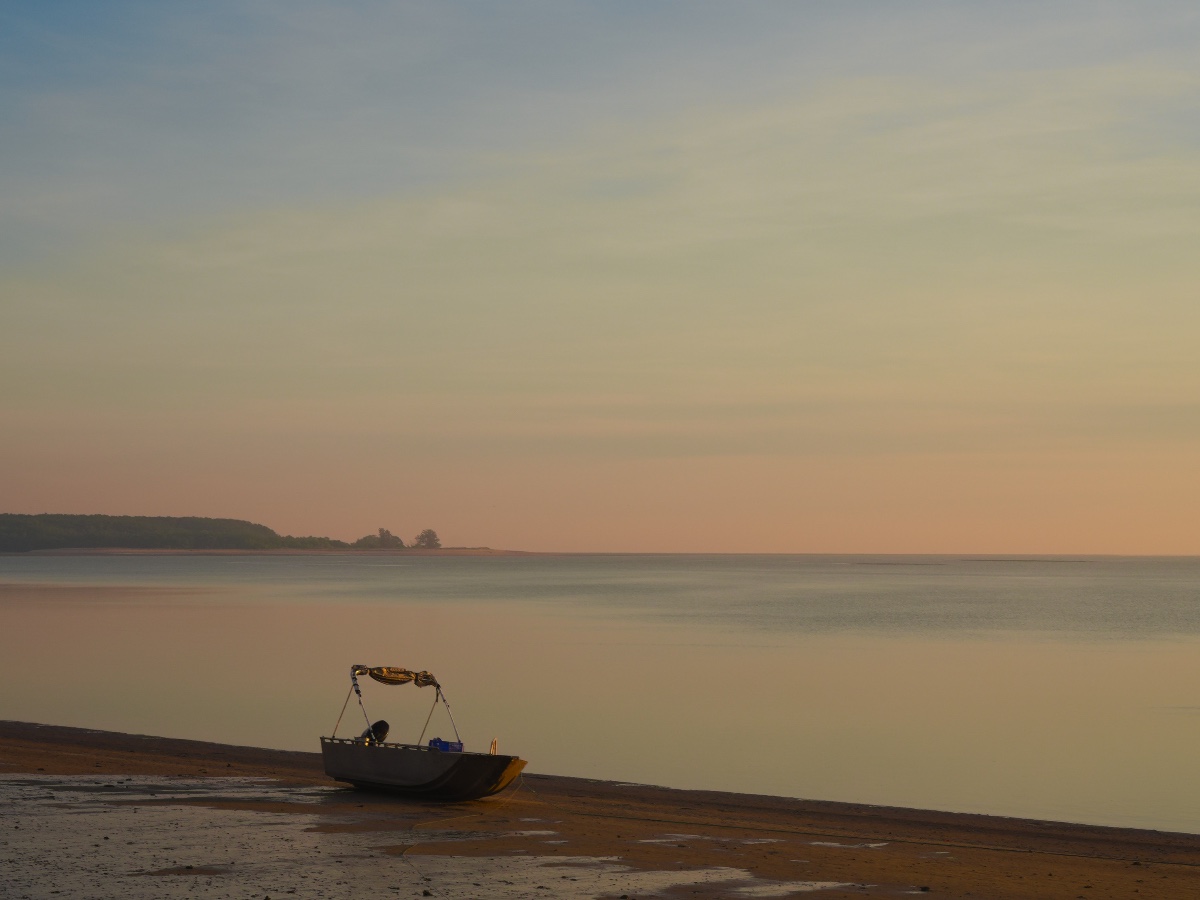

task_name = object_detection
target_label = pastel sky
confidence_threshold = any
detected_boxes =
[3,2,1199,552]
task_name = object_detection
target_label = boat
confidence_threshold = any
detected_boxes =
[320,664,526,800]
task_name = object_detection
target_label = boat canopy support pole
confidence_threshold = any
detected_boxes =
[440,688,463,744]
[417,691,439,745]
[331,685,354,738]
[350,667,374,734]
[416,687,462,745]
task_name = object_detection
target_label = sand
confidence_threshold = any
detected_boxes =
[2,721,1198,899]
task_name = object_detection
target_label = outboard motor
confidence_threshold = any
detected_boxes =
[360,719,390,744]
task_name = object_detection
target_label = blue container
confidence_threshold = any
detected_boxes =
[428,737,464,753]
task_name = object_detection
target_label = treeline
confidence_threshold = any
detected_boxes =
[0,514,441,553]
[351,527,441,550]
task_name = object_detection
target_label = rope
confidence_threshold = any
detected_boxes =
[331,686,354,737]
[417,691,440,745]
[439,689,462,744]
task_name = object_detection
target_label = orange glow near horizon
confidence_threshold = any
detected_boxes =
[3,9,1199,553]
[3,443,1198,554]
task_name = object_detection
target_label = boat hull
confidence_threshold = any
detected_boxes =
[320,737,526,801]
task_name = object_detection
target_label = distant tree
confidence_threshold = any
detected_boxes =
[353,528,405,550]
[377,528,404,549]
[278,534,351,550]
[413,528,441,549]
[0,513,354,552]
[0,513,299,552]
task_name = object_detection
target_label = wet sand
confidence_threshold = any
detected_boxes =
[3,721,1198,898]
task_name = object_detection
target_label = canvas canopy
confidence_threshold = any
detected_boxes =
[334,663,460,745]
[351,665,439,688]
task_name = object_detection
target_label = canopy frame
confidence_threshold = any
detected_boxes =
[331,664,461,745]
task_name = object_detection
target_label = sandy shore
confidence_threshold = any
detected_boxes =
[3,721,1198,898]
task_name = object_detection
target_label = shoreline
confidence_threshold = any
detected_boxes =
[6,546,536,556]
[4,721,1199,898]
[6,548,1200,559]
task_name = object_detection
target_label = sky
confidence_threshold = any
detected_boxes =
[2,2,1199,552]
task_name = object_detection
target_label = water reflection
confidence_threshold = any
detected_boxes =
[5,553,1200,636]
[2,555,1199,832]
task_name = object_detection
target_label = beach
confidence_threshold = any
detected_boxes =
[3,721,1197,899]
[9,5,1200,898]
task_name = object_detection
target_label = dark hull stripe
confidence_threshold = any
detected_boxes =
[330,754,526,801]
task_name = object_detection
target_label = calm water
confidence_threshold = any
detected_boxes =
[2,554,1198,832]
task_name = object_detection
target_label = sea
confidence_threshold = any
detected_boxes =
[2,553,1198,833]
